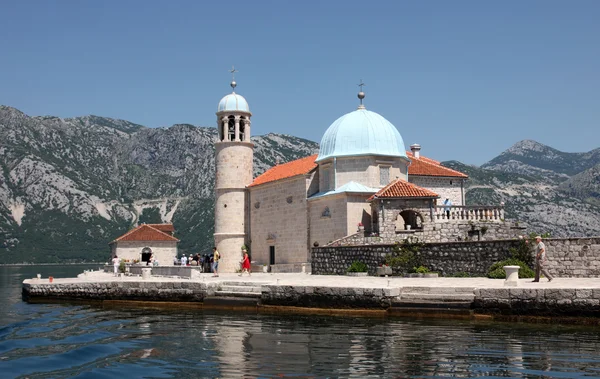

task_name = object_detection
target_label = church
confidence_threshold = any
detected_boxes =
[213,78,508,273]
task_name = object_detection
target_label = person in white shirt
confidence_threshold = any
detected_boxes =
[181,255,188,266]
[112,255,119,276]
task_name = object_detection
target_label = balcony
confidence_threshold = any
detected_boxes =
[433,205,504,223]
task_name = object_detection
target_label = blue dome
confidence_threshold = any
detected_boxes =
[317,109,407,162]
[217,93,250,113]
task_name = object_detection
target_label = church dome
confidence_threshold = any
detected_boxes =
[317,108,407,162]
[217,93,250,113]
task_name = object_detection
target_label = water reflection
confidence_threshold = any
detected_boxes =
[1,265,600,378]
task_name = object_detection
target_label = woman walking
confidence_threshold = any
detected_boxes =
[239,251,251,276]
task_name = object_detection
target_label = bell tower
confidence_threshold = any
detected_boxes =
[214,68,253,272]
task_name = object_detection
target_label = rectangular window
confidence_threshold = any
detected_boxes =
[323,168,330,190]
[380,166,390,185]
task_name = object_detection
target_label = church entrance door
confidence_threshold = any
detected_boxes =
[269,246,275,265]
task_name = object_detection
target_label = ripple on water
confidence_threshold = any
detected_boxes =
[1,303,600,378]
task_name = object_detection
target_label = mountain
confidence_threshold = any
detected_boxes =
[0,106,318,263]
[481,139,600,179]
[2,106,599,263]
[558,164,600,207]
[443,139,600,238]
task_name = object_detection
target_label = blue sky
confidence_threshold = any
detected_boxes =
[1,1,599,165]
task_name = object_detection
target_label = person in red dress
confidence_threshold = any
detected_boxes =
[239,251,251,276]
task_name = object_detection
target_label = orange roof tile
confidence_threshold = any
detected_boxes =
[111,224,179,243]
[249,154,318,187]
[147,223,175,233]
[406,152,468,178]
[368,179,439,201]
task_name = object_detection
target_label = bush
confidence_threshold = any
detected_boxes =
[385,240,423,275]
[347,261,368,273]
[414,265,430,274]
[487,258,534,279]
[119,261,126,273]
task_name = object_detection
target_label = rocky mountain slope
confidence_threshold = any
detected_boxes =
[1,105,599,263]
[0,106,318,263]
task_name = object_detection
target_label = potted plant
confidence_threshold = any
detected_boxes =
[376,263,392,276]
[357,222,364,232]
[262,264,269,273]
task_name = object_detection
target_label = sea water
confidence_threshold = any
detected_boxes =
[1,265,600,378]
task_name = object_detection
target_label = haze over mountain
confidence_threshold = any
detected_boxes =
[1,106,599,263]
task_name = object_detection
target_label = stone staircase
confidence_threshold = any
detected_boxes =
[214,281,263,298]
[390,286,476,316]
[204,281,264,306]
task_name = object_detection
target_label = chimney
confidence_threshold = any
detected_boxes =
[410,143,421,159]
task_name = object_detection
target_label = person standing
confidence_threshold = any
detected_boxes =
[532,236,554,282]
[212,247,220,277]
[443,198,452,219]
[180,254,187,266]
[112,255,119,276]
[239,251,251,276]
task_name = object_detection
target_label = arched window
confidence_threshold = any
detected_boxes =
[228,116,235,141]
[239,117,246,141]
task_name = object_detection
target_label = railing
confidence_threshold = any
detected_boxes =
[433,205,504,222]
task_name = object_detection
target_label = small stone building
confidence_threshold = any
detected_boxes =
[109,224,179,265]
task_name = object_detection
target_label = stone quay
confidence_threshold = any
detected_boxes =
[22,270,600,324]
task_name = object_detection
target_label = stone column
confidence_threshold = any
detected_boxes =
[234,116,241,141]
[222,117,229,141]
[245,119,251,142]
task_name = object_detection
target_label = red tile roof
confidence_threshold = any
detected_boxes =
[111,224,179,243]
[368,178,439,201]
[147,223,175,233]
[249,154,319,187]
[248,151,467,188]
[406,151,468,178]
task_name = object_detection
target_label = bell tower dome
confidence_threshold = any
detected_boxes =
[214,67,254,272]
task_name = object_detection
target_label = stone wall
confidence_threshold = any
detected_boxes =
[312,241,519,276]
[409,176,465,206]
[250,176,311,265]
[544,237,600,277]
[319,155,407,191]
[23,280,209,302]
[474,287,600,316]
[309,194,349,247]
[419,221,525,243]
[112,241,178,266]
[261,284,399,309]
[332,220,525,245]
[312,237,600,277]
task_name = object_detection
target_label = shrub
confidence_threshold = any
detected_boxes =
[385,240,423,275]
[509,239,533,267]
[414,265,430,274]
[119,261,126,273]
[347,261,368,273]
[487,258,534,279]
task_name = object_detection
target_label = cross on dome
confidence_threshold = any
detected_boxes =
[357,79,366,109]
[229,66,238,92]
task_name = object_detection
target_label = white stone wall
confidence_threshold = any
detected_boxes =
[346,195,372,233]
[111,241,178,265]
[318,156,408,192]
[214,141,253,272]
[409,176,465,205]
[249,176,310,265]
[309,194,349,247]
